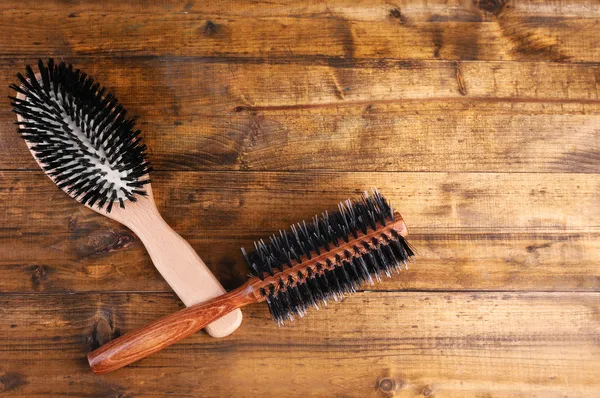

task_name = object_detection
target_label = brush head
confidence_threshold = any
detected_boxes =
[242,190,414,326]
[9,59,152,213]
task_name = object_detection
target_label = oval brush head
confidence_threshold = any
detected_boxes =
[9,59,243,339]
[9,59,152,213]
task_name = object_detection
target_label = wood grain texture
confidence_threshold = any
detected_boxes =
[1,59,598,117]
[1,292,599,397]
[2,231,600,294]
[0,0,599,62]
[2,171,599,234]
[2,58,598,172]
[2,0,600,18]
[1,171,599,294]
[2,100,599,172]
[0,0,598,395]
[88,285,254,374]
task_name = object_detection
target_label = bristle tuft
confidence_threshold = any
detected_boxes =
[10,59,151,212]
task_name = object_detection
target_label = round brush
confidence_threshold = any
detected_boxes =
[88,190,415,373]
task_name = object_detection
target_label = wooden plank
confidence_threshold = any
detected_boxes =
[0,292,598,397]
[2,59,597,118]
[1,171,598,293]
[2,0,600,19]
[2,58,599,172]
[2,171,597,234]
[3,101,599,173]
[2,231,599,294]
[0,2,599,62]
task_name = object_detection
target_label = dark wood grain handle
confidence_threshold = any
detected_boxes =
[88,287,253,374]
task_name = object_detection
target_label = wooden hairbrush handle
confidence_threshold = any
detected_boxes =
[112,193,243,338]
[88,285,254,374]
[12,66,242,339]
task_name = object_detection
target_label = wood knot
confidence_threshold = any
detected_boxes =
[0,372,27,392]
[29,264,50,289]
[204,20,219,35]
[389,8,409,24]
[89,310,120,350]
[422,385,433,396]
[474,0,508,15]
[76,229,135,258]
[378,378,394,392]
[378,377,403,394]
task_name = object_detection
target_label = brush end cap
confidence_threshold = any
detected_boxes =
[204,308,243,338]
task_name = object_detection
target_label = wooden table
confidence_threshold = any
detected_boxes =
[1,1,599,396]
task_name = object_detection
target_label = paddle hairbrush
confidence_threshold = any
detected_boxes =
[88,190,415,374]
[9,59,242,338]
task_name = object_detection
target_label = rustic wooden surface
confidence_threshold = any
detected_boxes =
[0,0,599,396]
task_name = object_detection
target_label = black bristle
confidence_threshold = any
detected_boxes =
[297,273,318,310]
[315,271,333,302]
[287,280,306,318]
[10,59,151,213]
[325,268,344,300]
[372,243,392,277]
[241,191,415,325]
[277,279,294,323]
[264,284,284,326]
[305,268,325,305]
[354,254,374,286]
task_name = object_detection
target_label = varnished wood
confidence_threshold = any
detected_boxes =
[2,0,600,20]
[2,171,599,236]
[88,215,409,373]
[0,0,598,395]
[88,284,255,374]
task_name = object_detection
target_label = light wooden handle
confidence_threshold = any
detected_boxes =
[88,288,251,374]
[123,206,243,338]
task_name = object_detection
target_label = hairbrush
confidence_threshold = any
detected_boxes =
[87,190,415,374]
[9,59,242,338]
